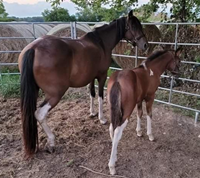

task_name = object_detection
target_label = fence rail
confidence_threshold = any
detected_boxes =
[0,21,199,124]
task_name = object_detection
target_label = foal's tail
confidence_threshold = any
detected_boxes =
[20,48,39,157]
[109,82,123,131]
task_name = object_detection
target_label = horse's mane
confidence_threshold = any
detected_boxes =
[86,17,126,50]
[147,50,168,62]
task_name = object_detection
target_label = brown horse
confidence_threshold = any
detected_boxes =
[107,48,182,175]
[18,10,148,157]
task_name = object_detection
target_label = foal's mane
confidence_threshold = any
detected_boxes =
[147,50,168,62]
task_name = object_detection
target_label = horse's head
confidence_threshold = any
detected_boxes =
[125,10,148,51]
[167,48,182,76]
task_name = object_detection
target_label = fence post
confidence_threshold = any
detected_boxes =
[135,46,138,67]
[32,23,36,40]
[195,112,199,126]
[70,22,74,39]
[73,22,77,39]
[174,23,179,50]
[168,76,174,103]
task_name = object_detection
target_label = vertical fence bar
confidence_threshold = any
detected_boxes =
[195,112,199,126]
[168,76,174,103]
[32,23,36,40]
[73,22,77,39]
[168,24,179,104]
[174,23,179,50]
[135,46,138,67]
[70,22,74,39]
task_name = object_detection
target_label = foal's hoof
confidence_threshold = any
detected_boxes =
[46,145,55,154]
[89,113,98,118]
[148,134,154,141]
[137,130,143,137]
[100,118,107,125]
[109,166,116,175]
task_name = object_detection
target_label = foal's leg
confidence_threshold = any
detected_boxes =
[89,79,98,117]
[97,74,107,124]
[108,119,128,175]
[146,98,154,141]
[136,102,143,137]
[35,96,62,153]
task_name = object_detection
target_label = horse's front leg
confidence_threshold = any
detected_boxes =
[145,96,155,141]
[89,79,98,117]
[97,73,107,124]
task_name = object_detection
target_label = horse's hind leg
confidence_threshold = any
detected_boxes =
[108,119,128,175]
[89,79,97,117]
[145,97,154,141]
[35,95,63,153]
[136,102,143,137]
[97,73,107,124]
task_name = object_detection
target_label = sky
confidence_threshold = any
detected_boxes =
[3,0,150,17]
[3,0,78,17]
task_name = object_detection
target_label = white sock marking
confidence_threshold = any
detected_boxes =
[147,115,152,135]
[108,119,128,175]
[136,115,141,132]
[35,103,55,146]
[90,95,95,116]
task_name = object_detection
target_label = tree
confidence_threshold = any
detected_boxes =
[0,0,8,18]
[139,0,200,22]
[42,7,72,21]
[47,0,200,22]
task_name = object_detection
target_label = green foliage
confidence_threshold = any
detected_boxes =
[0,0,8,18]
[12,16,44,22]
[46,0,200,22]
[0,68,20,98]
[76,7,100,22]
[42,7,74,22]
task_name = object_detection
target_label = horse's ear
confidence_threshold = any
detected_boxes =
[128,10,133,18]
[175,47,182,57]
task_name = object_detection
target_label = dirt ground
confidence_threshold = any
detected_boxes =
[0,88,200,178]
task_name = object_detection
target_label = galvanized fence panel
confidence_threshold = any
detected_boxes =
[0,21,199,123]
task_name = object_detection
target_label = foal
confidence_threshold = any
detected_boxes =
[107,48,182,175]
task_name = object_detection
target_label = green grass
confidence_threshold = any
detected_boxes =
[0,68,20,98]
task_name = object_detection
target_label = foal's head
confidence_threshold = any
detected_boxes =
[125,10,148,50]
[167,48,182,75]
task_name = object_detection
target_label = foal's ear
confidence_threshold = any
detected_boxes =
[128,10,133,18]
[175,47,182,57]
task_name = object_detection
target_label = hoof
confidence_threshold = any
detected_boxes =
[89,113,98,118]
[100,118,107,125]
[137,130,143,137]
[46,145,55,154]
[148,134,154,141]
[109,166,116,175]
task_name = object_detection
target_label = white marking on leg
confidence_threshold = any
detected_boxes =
[89,95,96,117]
[147,115,154,141]
[136,115,142,137]
[108,119,128,175]
[35,103,55,146]
[109,123,113,142]
[98,96,107,124]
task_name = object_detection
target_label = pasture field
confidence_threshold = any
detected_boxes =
[0,87,200,178]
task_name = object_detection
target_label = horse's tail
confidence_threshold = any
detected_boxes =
[110,81,123,131]
[20,48,39,157]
